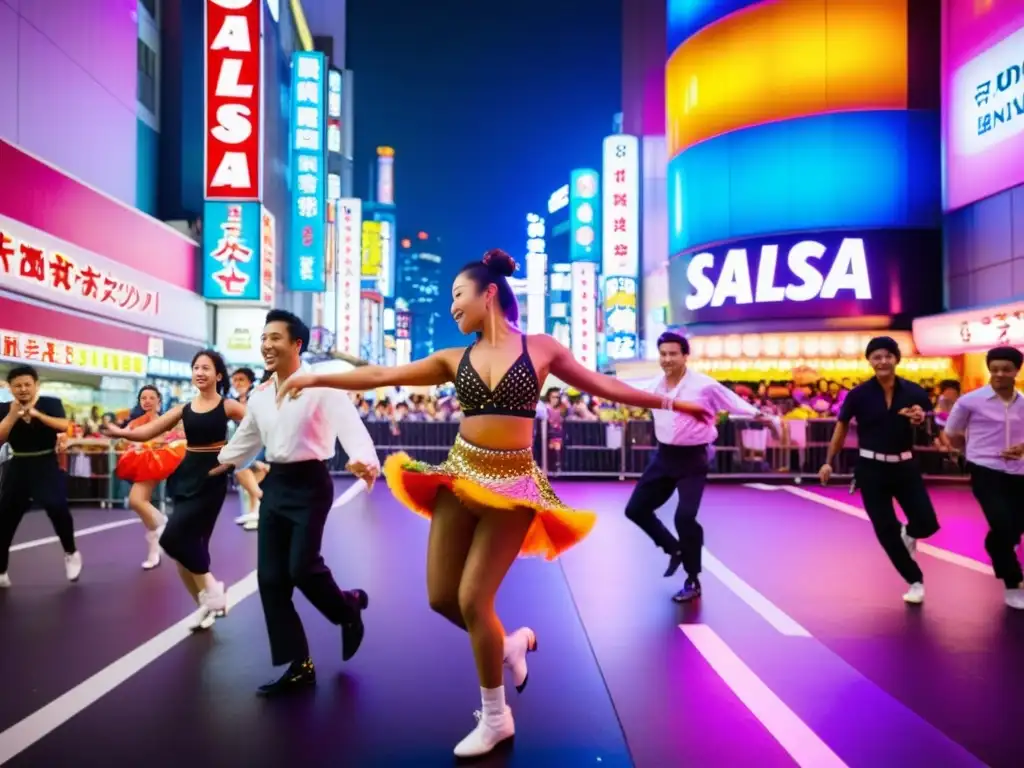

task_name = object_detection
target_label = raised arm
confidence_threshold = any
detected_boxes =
[545,338,707,418]
[217,405,263,469]
[278,350,458,402]
[105,405,184,442]
[708,381,760,418]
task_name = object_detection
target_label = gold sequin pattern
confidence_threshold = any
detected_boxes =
[431,435,568,510]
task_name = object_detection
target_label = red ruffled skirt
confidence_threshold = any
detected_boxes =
[116,441,186,484]
[383,435,596,561]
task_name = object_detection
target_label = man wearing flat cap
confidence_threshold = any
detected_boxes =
[818,335,939,605]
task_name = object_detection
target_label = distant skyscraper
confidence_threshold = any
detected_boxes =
[396,232,444,360]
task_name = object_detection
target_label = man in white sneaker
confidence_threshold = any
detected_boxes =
[943,346,1024,610]
[0,365,81,587]
[819,336,939,604]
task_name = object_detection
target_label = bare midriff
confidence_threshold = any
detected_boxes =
[459,415,535,452]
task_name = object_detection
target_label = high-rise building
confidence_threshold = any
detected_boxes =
[396,231,443,360]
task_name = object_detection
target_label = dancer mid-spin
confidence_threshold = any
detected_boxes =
[943,346,1024,609]
[0,365,80,587]
[213,309,379,697]
[819,336,939,604]
[277,249,710,758]
[623,331,767,603]
[115,385,186,570]
[105,350,244,629]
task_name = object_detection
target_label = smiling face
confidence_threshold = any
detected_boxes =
[658,341,687,378]
[261,320,301,373]
[192,354,221,393]
[451,272,495,335]
[139,389,161,413]
[8,374,37,405]
[989,358,1020,393]
[868,349,898,377]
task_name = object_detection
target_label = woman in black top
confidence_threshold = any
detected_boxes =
[106,350,245,630]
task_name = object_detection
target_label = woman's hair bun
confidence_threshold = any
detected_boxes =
[482,248,517,277]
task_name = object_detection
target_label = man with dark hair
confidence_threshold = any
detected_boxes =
[215,309,380,695]
[944,345,1024,610]
[819,335,940,604]
[0,365,81,587]
[624,330,767,603]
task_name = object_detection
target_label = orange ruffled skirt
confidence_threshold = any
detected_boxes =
[383,434,596,561]
[116,441,186,484]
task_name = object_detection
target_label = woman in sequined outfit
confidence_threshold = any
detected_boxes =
[277,249,710,758]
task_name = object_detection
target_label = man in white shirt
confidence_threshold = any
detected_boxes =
[943,346,1024,610]
[625,332,764,603]
[216,310,381,696]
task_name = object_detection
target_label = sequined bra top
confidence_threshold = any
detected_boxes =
[455,335,540,419]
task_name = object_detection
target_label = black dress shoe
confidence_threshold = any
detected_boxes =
[341,589,369,661]
[256,658,316,697]
[664,550,684,578]
[672,578,702,603]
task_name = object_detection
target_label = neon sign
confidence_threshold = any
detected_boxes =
[684,238,871,311]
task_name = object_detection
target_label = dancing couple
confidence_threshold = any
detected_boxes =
[275,249,711,758]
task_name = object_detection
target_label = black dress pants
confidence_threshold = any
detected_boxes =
[0,455,76,573]
[258,460,359,666]
[624,443,709,579]
[856,459,940,585]
[967,462,1024,589]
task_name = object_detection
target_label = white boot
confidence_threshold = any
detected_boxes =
[64,551,82,582]
[0,572,10,588]
[142,527,163,570]
[453,686,515,758]
[503,627,537,692]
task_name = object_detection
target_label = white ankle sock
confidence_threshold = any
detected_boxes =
[481,686,506,717]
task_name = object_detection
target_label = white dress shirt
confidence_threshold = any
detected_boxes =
[944,385,1024,475]
[651,369,760,446]
[218,366,379,470]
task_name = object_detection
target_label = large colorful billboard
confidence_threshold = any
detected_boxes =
[668,229,942,326]
[601,135,640,278]
[288,51,327,292]
[204,0,263,201]
[666,0,939,255]
[943,0,1024,211]
[569,169,600,263]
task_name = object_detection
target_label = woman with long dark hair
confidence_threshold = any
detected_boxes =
[105,350,245,630]
[115,385,186,569]
[278,249,710,758]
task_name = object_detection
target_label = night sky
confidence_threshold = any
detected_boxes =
[346,0,622,348]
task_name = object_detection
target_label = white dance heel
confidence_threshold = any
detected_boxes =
[453,707,515,758]
[503,627,537,692]
[142,527,163,570]
[191,581,228,631]
[64,552,82,582]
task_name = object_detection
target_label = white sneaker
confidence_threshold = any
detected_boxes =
[903,582,925,604]
[901,527,917,556]
[190,605,217,631]
[0,572,10,588]
[235,512,258,525]
[64,551,82,582]
[453,707,515,758]
[503,627,537,692]
[243,519,259,531]
[1005,588,1024,610]
[142,528,163,570]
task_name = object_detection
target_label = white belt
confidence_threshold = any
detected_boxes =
[859,449,913,463]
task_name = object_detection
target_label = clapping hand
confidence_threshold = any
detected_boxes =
[898,405,926,425]
[276,372,317,407]
[346,459,380,491]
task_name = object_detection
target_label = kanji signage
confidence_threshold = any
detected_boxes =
[0,329,146,377]
[571,261,597,371]
[288,51,327,292]
[914,301,1024,356]
[601,135,639,278]
[202,201,267,303]
[336,199,363,359]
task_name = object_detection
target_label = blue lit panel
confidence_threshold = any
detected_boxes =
[668,110,940,255]
[667,0,763,53]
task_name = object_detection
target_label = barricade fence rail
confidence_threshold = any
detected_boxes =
[328,415,967,483]
[43,415,963,506]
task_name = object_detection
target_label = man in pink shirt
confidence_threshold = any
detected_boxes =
[624,331,764,603]
[943,346,1024,610]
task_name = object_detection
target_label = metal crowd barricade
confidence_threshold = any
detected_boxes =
[62,439,171,510]
[330,413,968,483]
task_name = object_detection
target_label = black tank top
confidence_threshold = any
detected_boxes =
[455,334,540,419]
[181,399,229,447]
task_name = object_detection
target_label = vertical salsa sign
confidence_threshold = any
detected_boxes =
[204,0,263,200]
[288,51,327,292]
